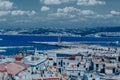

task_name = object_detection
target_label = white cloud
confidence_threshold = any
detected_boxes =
[0,0,36,17]
[57,7,80,13]
[91,10,120,19]
[93,10,120,19]
[0,10,36,17]
[77,0,105,6]
[49,7,95,18]
[41,6,50,11]
[110,10,120,15]
[87,14,112,19]
[79,10,95,15]
[0,0,13,10]
[11,10,36,16]
[40,0,61,5]
[31,10,36,15]
[0,11,10,16]
[40,0,70,5]
[49,7,78,18]
[49,7,119,21]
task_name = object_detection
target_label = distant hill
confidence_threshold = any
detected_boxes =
[0,26,120,37]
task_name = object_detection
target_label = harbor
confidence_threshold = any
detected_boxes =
[0,37,120,80]
[0,35,120,55]
[0,0,119,79]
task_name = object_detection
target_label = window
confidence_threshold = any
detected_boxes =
[96,64,99,68]
[63,62,65,65]
[59,62,61,65]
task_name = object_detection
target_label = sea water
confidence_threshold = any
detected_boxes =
[0,35,120,55]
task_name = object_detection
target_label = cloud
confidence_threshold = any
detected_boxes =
[49,7,79,18]
[0,0,36,17]
[86,14,112,19]
[40,0,70,5]
[41,6,50,11]
[48,7,120,21]
[0,0,13,10]
[77,0,106,6]
[57,7,80,13]
[94,10,120,19]
[11,10,36,16]
[79,10,95,15]
[0,11,10,16]
[0,10,36,17]
[110,10,120,15]
[40,0,61,5]
[49,7,95,18]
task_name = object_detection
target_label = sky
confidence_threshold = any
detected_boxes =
[0,0,120,28]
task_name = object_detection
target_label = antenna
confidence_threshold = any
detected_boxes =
[58,35,62,43]
[34,48,38,55]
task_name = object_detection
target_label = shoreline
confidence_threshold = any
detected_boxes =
[0,34,120,38]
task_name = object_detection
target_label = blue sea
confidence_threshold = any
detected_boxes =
[0,35,120,55]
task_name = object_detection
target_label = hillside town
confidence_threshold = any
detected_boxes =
[0,43,120,80]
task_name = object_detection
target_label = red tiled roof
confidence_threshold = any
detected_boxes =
[6,63,26,75]
[105,66,116,68]
[33,78,60,80]
[0,62,29,75]
[0,64,6,72]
